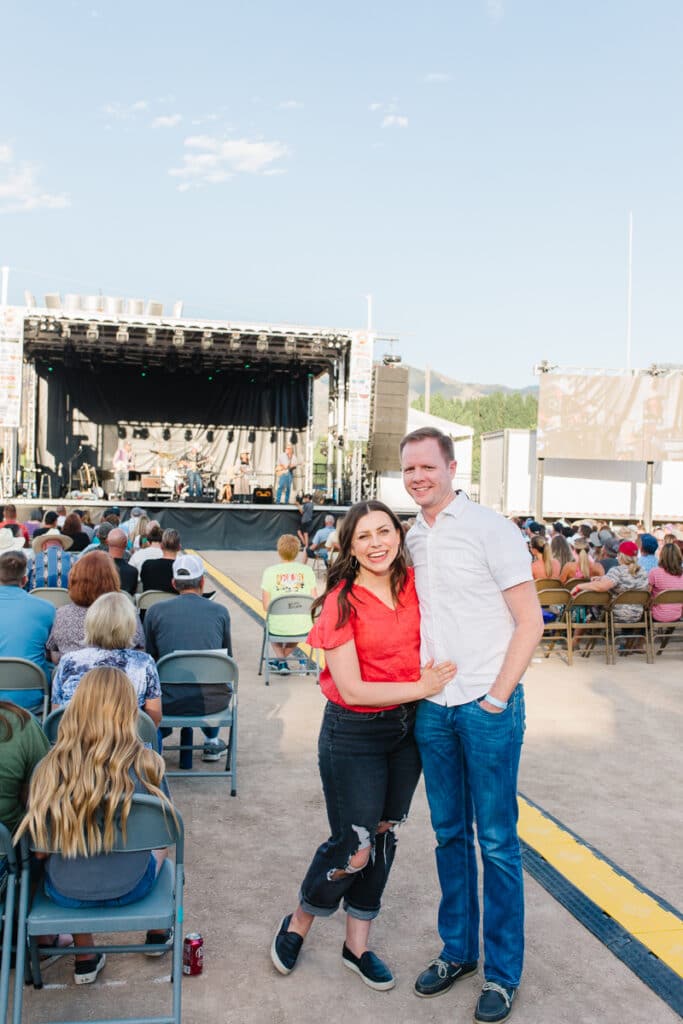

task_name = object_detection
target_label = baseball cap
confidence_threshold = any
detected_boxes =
[603,538,620,555]
[639,532,658,554]
[131,506,146,517]
[172,553,204,581]
[618,540,638,557]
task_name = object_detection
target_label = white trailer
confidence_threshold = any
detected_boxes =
[480,429,683,522]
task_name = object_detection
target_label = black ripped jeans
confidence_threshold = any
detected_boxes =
[298,700,422,921]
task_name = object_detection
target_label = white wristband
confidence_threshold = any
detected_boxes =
[483,693,508,710]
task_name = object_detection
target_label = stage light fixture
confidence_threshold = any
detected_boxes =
[184,429,192,442]
[86,323,99,342]
[270,430,277,444]
[116,326,129,343]
[311,337,323,353]
[228,429,235,443]
[163,427,171,441]
[140,427,150,440]
[248,429,256,444]
[284,336,297,354]
[201,330,213,351]
[206,430,215,443]
[61,323,71,339]
[290,431,298,444]
[229,333,241,350]
[146,327,157,345]
[256,333,269,352]
[118,426,127,439]
[337,435,344,448]
[172,329,185,348]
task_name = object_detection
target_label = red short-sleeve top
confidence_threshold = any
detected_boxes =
[307,568,421,713]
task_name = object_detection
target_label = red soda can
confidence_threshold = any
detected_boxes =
[183,933,204,976]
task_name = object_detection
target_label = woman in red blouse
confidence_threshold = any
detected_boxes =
[271,500,456,991]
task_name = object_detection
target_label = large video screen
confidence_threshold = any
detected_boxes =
[537,374,683,462]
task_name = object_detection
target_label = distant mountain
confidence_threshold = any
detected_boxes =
[407,365,537,404]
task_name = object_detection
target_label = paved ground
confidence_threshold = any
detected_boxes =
[17,550,682,1024]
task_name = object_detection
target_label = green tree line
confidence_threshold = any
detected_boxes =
[411,391,538,482]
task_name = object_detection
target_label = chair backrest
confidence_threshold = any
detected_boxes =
[611,588,650,607]
[267,594,315,622]
[29,586,72,609]
[650,588,683,608]
[537,587,571,607]
[0,658,48,694]
[0,822,18,873]
[43,707,158,746]
[569,590,612,608]
[157,651,239,688]
[534,577,563,592]
[137,590,177,611]
[31,794,184,861]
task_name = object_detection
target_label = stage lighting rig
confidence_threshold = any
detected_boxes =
[284,336,297,354]
[146,327,157,346]
[201,330,213,350]
[229,333,241,350]
[172,329,185,348]
[248,429,256,443]
[256,333,269,352]
[162,427,171,441]
[116,326,129,343]
[86,323,99,342]
[184,429,192,442]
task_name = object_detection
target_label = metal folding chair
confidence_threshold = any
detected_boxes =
[29,587,72,609]
[43,707,158,748]
[536,586,573,664]
[649,589,683,656]
[258,594,320,686]
[0,659,50,722]
[157,652,238,793]
[17,795,184,1024]
[534,577,563,592]
[566,591,613,662]
[1,826,30,1024]
[136,590,177,612]
[609,590,652,662]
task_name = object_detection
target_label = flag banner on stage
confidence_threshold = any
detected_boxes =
[347,331,374,442]
[0,307,24,428]
[537,372,683,462]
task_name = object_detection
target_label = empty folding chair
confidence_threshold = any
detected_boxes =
[0,659,50,722]
[29,586,72,609]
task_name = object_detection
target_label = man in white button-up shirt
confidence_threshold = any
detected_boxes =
[401,427,543,1024]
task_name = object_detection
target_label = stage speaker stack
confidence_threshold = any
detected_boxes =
[366,364,410,472]
[253,486,273,504]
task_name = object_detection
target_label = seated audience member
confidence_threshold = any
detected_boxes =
[144,553,232,764]
[0,503,29,545]
[75,510,95,541]
[0,700,50,834]
[129,514,150,551]
[46,551,145,663]
[559,538,605,584]
[26,528,78,590]
[55,505,67,528]
[81,521,113,556]
[638,532,659,572]
[0,549,55,712]
[106,528,139,595]
[16,669,175,985]
[597,536,620,573]
[550,533,574,577]
[130,524,164,571]
[32,510,59,540]
[571,540,649,624]
[51,592,161,725]
[140,529,181,593]
[122,506,147,538]
[648,542,683,623]
[526,520,546,540]
[530,535,561,580]
[305,514,335,564]
[25,510,44,541]
[261,534,317,674]
[60,512,91,552]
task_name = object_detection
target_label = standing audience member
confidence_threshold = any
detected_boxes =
[140,529,181,593]
[51,592,161,724]
[130,524,164,570]
[0,550,55,712]
[61,512,91,552]
[638,533,659,572]
[400,426,542,1024]
[296,494,314,551]
[106,528,139,595]
[529,536,560,580]
[648,543,683,623]
[261,534,317,674]
[47,551,145,663]
[26,528,78,590]
[144,554,232,764]
[17,669,175,985]
[0,504,29,545]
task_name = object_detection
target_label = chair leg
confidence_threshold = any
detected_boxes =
[29,936,43,990]
[566,617,573,666]
[258,630,266,676]
[171,871,184,1024]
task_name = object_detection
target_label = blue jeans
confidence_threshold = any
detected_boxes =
[159,726,219,769]
[276,470,292,503]
[299,701,421,921]
[414,687,526,989]
[187,470,202,497]
[45,854,158,908]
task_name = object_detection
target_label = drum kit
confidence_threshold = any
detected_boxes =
[151,450,215,500]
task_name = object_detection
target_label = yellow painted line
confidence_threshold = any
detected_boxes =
[194,552,320,661]
[518,798,683,975]
[196,550,682,977]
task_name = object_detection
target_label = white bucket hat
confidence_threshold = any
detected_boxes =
[0,528,25,553]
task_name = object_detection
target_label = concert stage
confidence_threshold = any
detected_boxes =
[14,499,347,551]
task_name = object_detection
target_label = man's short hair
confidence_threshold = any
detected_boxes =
[399,427,455,464]
[0,551,27,586]
[277,534,300,561]
[161,529,181,552]
[3,504,16,519]
[147,525,163,544]
[95,522,113,542]
[44,511,58,525]
[324,515,334,526]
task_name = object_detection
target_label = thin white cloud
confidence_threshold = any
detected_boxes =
[486,0,504,21]
[382,115,408,128]
[0,145,69,214]
[169,135,289,189]
[102,99,149,119]
[279,100,303,110]
[152,113,182,128]
[424,72,452,83]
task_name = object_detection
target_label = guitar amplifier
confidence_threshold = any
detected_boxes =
[253,486,273,504]
[141,476,162,490]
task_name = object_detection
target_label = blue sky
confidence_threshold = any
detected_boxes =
[1,1,682,388]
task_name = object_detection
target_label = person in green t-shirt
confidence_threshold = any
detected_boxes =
[0,700,50,834]
[261,535,317,675]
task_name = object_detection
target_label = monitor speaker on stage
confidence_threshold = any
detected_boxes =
[367,364,409,473]
[253,486,273,504]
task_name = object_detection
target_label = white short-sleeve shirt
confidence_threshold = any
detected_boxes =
[406,492,533,706]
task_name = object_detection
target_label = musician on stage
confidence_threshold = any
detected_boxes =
[181,446,205,499]
[112,441,134,498]
[232,451,252,503]
[275,442,297,504]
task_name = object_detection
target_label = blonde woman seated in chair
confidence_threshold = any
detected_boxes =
[261,534,317,676]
